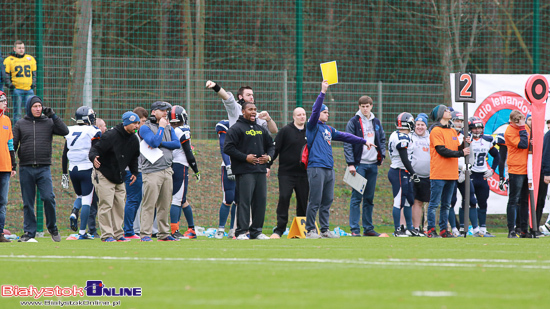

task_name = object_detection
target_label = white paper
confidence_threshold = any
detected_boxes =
[140,140,163,164]
[343,167,368,194]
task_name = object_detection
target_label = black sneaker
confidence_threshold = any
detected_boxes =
[427,228,442,238]
[406,228,423,237]
[439,229,456,238]
[69,209,79,232]
[172,230,185,239]
[393,228,408,237]
[508,230,519,238]
[520,231,539,239]
[363,230,381,237]
[18,233,32,242]
[50,228,61,242]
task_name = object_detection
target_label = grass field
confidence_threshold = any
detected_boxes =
[2,232,550,308]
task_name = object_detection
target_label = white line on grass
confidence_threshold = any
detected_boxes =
[2,255,550,270]
[412,291,457,297]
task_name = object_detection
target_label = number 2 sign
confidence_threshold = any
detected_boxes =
[455,72,476,103]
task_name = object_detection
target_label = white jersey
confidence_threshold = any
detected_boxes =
[410,131,430,178]
[65,125,101,171]
[470,135,497,173]
[388,131,413,170]
[172,125,191,166]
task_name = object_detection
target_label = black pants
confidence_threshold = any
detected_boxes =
[536,175,548,228]
[507,174,529,232]
[88,192,98,235]
[273,175,309,236]
[235,173,267,238]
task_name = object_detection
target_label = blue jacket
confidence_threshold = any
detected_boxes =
[542,130,550,176]
[307,92,366,169]
[343,113,386,166]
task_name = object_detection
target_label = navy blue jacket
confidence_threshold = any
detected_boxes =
[542,130,550,176]
[343,115,386,166]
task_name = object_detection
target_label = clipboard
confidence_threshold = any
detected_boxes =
[343,167,367,194]
[140,140,163,164]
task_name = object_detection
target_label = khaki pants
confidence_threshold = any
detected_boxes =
[92,169,126,240]
[140,168,173,238]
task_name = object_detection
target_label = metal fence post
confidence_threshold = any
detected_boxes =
[378,81,383,122]
[186,58,191,116]
[283,69,288,125]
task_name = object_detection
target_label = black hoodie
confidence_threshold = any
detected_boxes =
[223,115,275,175]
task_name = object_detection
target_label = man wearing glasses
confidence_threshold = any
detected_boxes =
[426,105,470,238]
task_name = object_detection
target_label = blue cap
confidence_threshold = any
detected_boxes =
[415,113,428,126]
[122,111,139,126]
[526,112,532,119]
[321,104,328,112]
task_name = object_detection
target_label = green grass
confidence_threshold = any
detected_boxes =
[2,234,550,308]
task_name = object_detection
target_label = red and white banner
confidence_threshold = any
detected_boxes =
[450,74,550,214]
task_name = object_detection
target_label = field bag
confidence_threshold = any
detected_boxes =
[300,127,318,170]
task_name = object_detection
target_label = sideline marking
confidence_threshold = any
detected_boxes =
[412,291,456,297]
[1,255,550,270]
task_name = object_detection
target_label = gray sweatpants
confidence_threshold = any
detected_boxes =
[306,167,335,233]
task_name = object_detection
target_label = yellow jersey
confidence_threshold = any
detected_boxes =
[3,54,37,91]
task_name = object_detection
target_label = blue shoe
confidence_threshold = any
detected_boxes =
[102,237,116,242]
[140,236,153,242]
[78,233,93,240]
[158,235,180,241]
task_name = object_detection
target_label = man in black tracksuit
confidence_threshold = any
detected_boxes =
[13,96,69,242]
[270,107,308,238]
[223,102,275,240]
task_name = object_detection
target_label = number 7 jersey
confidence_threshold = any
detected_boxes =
[65,125,101,171]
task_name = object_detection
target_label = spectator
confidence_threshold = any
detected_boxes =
[304,81,374,239]
[122,107,147,240]
[270,107,309,239]
[503,110,532,238]
[223,101,275,240]
[214,119,237,239]
[426,104,469,238]
[139,101,180,242]
[0,92,16,242]
[410,113,430,233]
[13,96,69,242]
[89,111,140,242]
[343,95,386,237]
[3,40,37,122]
[62,106,101,239]
[168,106,200,239]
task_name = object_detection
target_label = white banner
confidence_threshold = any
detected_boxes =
[450,74,550,214]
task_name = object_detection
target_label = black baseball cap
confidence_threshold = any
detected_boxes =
[151,101,172,111]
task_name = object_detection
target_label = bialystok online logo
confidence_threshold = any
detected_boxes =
[1,280,142,299]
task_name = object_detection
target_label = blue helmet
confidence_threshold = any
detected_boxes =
[168,105,188,125]
[75,106,96,125]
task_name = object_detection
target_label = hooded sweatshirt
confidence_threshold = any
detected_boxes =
[13,96,69,166]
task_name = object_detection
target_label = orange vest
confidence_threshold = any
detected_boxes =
[0,115,13,172]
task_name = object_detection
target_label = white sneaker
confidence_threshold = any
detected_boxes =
[306,230,321,239]
[236,234,249,240]
[254,234,270,240]
[214,230,225,239]
[452,228,461,237]
[541,223,550,236]
[227,229,236,239]
[320,231,340,239]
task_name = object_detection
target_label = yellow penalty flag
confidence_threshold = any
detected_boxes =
[320,61,338,85]
[287,217,320,239]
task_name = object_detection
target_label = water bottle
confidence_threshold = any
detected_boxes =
[195,226,206,237]
[205,228,216,238]
[467,225,473,236]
